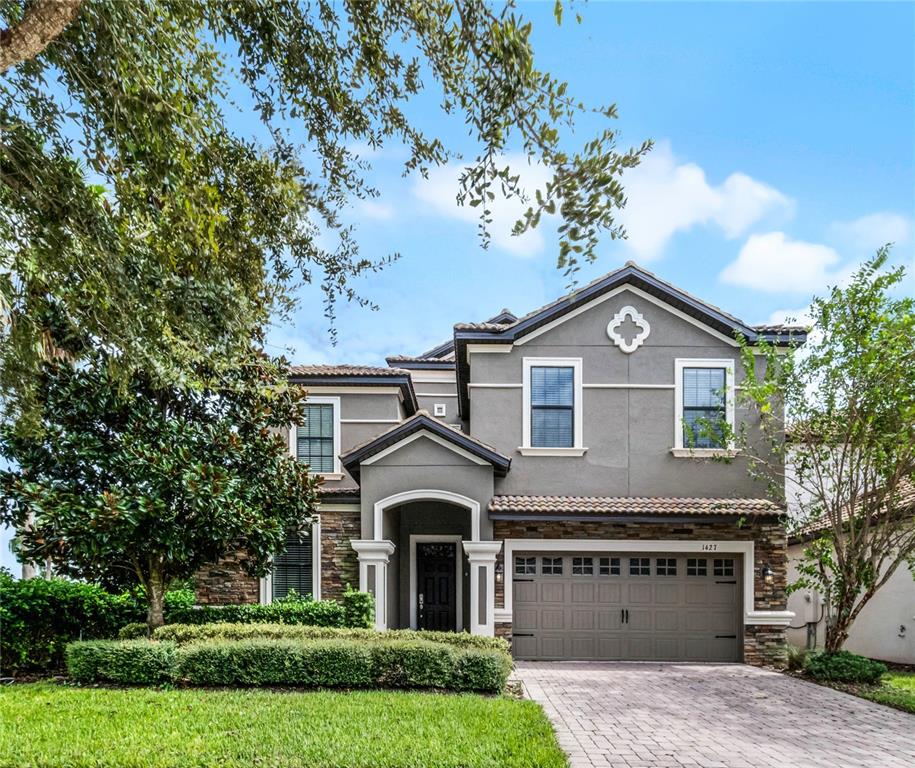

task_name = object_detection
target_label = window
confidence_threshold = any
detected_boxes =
[515,556,536,575]
[713,558,735,577]
[687,558,708,576]
[521,358,584,454]
[542,557,563,575]
[272,529,315,600]
[599,557,620,576]
[572,557,594,575]
[294,397,340,475]
[629,557,650,576]
[674,360,734,453]
[531,366,574,447]
[656,558,677,576]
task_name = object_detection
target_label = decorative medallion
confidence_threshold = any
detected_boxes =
[606,305,650,354]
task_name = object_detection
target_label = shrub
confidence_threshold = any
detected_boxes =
[153,622,509,653]
[341,588,374,628]
[118,623,150,640]
[66,640,177,685]
[805,650,887,685]
[786,645,808,671]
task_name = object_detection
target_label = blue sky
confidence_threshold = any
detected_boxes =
[267,1,914,365]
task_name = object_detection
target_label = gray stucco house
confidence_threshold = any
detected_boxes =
[196,262,805,666]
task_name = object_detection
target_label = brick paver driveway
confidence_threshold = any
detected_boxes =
[516,662,915,768]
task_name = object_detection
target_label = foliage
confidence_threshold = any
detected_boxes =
[66,639,178,685]
[65,636,512,692]
[804,650,887,685]
[341,587,375,629]
[1,684,568,768]
[0,571,189,673]
[0,354,319,629]
[786,644,808,672]
[730,249,915,651]
[857,672,915,715]
[118,622,149,640]
[153,621,509,653]
[0,0,650,427]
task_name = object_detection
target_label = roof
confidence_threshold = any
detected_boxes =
[289,365,418,415]
[789,478,915,542]
[488,495,783,520]
[340,411,511,481]
[454,261,809,417]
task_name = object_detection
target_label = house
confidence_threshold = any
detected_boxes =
[786,479,915,664]
[196,262,806,666]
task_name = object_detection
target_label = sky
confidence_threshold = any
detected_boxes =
[3,2,913,574]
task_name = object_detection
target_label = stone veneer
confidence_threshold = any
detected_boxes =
[195,508,361,605]
[492,517,788,668]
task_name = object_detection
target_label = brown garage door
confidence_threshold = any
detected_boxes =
[511,552,742,662]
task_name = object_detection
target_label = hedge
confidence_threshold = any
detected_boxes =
[805,650,887,685]
[166,590,373,629]
[0,571,192,674]
[153,622,510,652]
[65,637,512,692]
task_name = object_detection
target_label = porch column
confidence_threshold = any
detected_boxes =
[351,540,396,631]
[462,541,503,636]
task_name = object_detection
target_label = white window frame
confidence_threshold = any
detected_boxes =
[290,395,342,478]
[521,357,586,456]
[672,359,735,457]
[260,516,322,604]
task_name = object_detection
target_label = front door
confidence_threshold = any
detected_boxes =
[417,542,457,631]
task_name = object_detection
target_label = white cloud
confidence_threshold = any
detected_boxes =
[357,199,395,221]
[411,155,553,257]
[618,141,794,260]
[720,232,846,293]
[830,212,912,252]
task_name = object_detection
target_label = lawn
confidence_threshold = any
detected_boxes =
[0,683,567,768]
[856,671,915,715]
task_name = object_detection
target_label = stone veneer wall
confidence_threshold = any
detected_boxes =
[492,517,788,668]
[195,508,362,605]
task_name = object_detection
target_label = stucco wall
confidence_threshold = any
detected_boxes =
[787,542,915,664]
[468,288,775,498]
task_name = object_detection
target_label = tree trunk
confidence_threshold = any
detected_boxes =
[146,568,166,631]
[0,0,83,72]
[825,620,850,653]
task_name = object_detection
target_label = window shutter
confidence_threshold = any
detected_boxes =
[272,531,313,600]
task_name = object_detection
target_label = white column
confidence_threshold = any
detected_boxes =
[351,540,396,631]
[462,541,502,636]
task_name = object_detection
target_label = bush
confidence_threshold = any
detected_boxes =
[153,622,509,653]
[786,645,808,671]
[66,640,177,685]
[805,650,887,685]
[118,623,150,640]
[166,591,373,629]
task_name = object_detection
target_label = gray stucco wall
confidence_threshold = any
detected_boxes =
[411,375,461,426]
[468,288,775,498]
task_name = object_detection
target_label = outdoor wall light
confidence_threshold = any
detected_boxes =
[762,564,775,583]
[495,562,504,584]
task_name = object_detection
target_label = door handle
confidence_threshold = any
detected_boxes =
[625,609,629,624]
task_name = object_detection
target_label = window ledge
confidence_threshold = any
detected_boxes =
[518,447,588,457]
[670,448,737,459]
[315,472,345,480]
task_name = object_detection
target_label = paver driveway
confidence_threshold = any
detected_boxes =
[516,662,915,768]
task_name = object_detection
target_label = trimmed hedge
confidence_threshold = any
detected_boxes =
[66,640,177,685]
[166,590,373,629]
[66,636,512,692]
[805,650,887,684]
[153,622,510,652]
[0,571,192,674]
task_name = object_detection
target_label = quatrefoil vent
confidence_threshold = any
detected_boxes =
[606,305,650,354]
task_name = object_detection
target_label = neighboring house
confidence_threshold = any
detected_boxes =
[196,262,805,666]
[786,479,915,664]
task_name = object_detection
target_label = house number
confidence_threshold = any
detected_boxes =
[701,544,718,551]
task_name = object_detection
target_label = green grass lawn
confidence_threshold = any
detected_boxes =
[0,683,567,768]
[857,672,915,715]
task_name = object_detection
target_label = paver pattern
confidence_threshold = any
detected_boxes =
[516,661,915,768]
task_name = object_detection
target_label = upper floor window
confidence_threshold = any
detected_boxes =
[522,358,585,455]
[674,359,734,453]
[293,396,341,476]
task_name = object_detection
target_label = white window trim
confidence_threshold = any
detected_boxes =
[521,357,586,456]
[673,359,735,455]
[409,534,463,632]
[260,517,322,604]
[495,538,794,627]
[290,395,342,477]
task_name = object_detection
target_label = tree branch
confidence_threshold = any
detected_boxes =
[0,0,83,73]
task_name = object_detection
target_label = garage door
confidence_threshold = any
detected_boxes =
[511,552,742,662]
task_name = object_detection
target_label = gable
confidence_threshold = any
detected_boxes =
[364,431,491,468]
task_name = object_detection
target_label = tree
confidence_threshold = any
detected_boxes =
[0,354,318,629]
[1,0,651,428]
[731,248,915,652]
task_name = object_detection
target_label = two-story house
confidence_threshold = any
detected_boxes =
[196,262,805,666]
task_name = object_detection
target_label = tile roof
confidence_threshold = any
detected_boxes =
[289,364,409,377]
[488,495,782,517]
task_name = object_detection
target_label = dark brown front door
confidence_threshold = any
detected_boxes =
[417,542,457,631]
